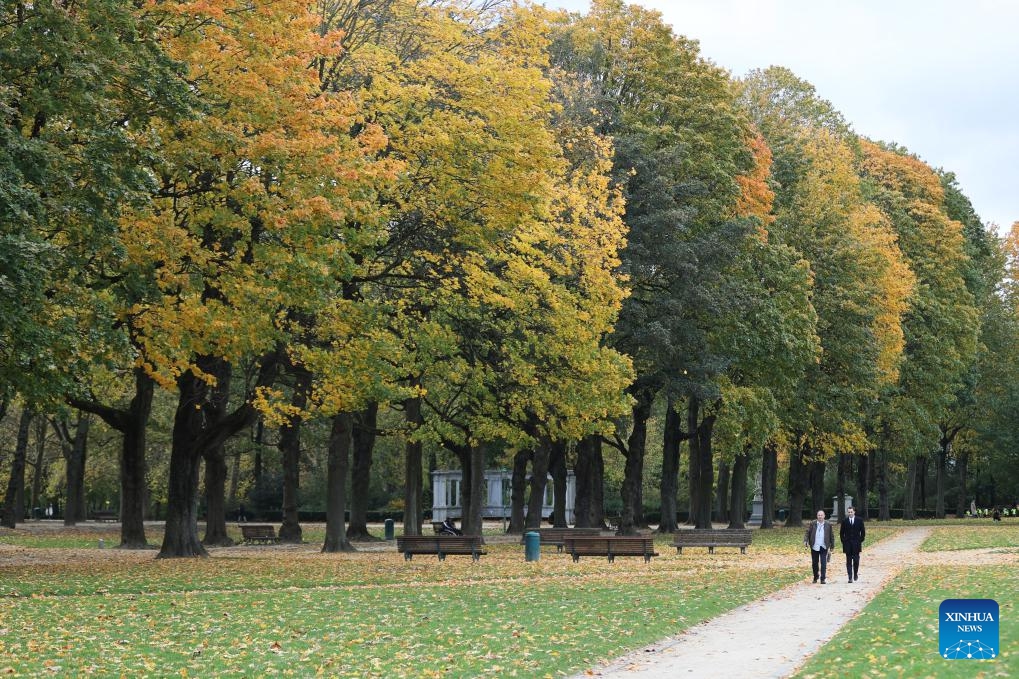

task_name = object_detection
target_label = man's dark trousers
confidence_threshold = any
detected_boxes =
[811,547,829,582]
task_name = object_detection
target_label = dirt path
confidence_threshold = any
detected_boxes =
[572,527,935,679]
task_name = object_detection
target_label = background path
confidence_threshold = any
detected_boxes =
[573,527,931,679]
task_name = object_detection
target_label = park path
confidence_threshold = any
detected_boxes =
[571,526,932,679]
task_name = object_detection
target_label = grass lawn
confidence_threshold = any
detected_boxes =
[793,565,1018,678]
[0,546,800,677]
[922,524,1019,552]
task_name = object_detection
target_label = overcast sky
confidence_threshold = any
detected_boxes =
[543,0,1019,232]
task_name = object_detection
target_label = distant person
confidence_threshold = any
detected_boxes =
[804,509,834,584]
[439,518,462,536]
[839,506,866,583]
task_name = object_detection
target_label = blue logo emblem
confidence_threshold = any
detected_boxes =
[940,599,998,660]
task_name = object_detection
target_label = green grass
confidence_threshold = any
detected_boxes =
[922,525,1019,552]
[794,565,1018,678]
[0,551,799,677]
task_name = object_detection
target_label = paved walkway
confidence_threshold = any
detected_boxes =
[572,527,932,679]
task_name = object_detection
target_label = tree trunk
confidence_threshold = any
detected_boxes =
[903,456,917,520]
[201,364,234,547]
[549,441,568,528]
[714,460,730,523]
[955,450,969,519]
[574,436,594,529]
[201,444,232,546]
[402,395,424,536]
[62,414,91,526]
[465,445,485,535]
[658,398,682,533]
[323,412,355,552]
[728,453,749,529]
[30,417,46,515]
[508,449,530,534]
[761,441,777,529]
[834,453,846,520]
[809,459,825,514]
[278,369,310,544]
[159,371,210,558]
[1,408,32,527]
[620,393,653,535]
[159,353,276,558]
[855,453,870,520]
[526,441,551,530]
[347,402,378,540]
[785,441,807,527]
[877,445,890,521]
[936,437,950,519]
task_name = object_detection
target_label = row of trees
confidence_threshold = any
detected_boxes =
[2,0,1017,557]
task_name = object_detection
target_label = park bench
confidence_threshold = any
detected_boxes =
[238,524,280,545]
[520,527,603,552]
[673,528,752,554]
[396,535,486,561]
[562,535,658,563]
[91,510,118,522]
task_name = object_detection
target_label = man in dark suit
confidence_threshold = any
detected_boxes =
[804,509,834,583]
[839,505,866,583]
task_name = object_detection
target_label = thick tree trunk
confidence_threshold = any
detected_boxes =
[30,417,46,514]
[526,441,551,530]
[574,436,594,529]
[728,454,749,529]
[508,450,530,534]
[549,441,568,527]
[402,395,424,536]
[160,354,275,558]
[62,414,90,526]
[877,446,891,521]
[347,402,379,540]
[620,394,653,535]
[761,441,777,529]
[278,369,310,544]
[465,445,485,535]
[955,450,969,519]
[714,460,730,523]
[903,456,918,520]
[834,453,846,520]
[809,459,825,514]
[785,441,807,527]
[1,408,32,527]
[855,453,870,520]
[201,444,232,546]
[936,441,949,519]
[691,402,716,530]
[323,412,355,552]
[658,399,682,533]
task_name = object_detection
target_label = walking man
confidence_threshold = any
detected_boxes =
[804,509,833,583]
[839,505,866,583]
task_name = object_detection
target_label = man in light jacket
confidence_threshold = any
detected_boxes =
[804,509,834,584]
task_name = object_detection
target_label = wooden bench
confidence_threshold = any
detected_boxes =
[238,524,279,545]
[396,535,486,561]
[520,527,603,552]
[91,510,118,522]
[673,529,752,554]
[562,535,658,563]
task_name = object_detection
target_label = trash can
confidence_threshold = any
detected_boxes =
[384,518,395,540]
[524,531,540,562]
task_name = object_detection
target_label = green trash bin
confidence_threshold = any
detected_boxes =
[524,531,540,562]
[384,518,395,540]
